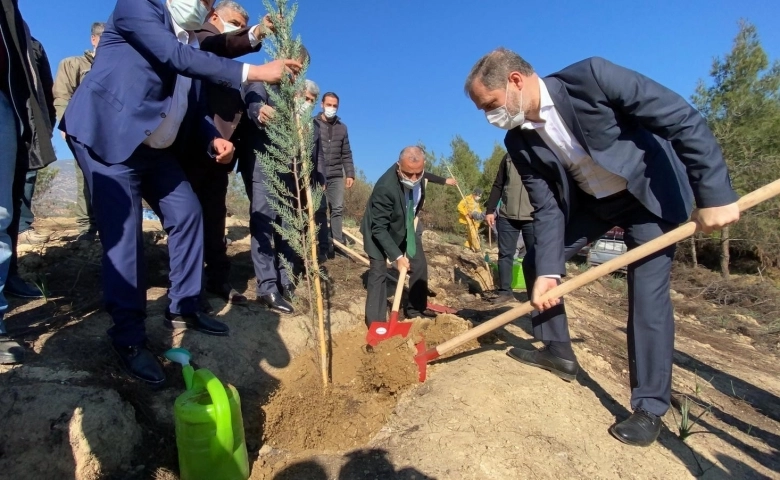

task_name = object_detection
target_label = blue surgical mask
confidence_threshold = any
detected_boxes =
[168,0,210,31]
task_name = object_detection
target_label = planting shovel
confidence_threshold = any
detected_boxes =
[413,179,780,382]
[366,262,412,346]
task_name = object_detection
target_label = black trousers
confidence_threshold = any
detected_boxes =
[365,223,427,324]
[522,191,677,416]
[179,157,232,287]
[496,216,534,293]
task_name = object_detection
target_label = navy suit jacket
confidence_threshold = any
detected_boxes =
[60,0,244,164]
[504,57,737,277]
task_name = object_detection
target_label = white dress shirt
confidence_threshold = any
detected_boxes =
[144,20,257,149]
[520,77,627,198]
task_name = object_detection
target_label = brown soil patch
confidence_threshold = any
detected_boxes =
[261,314,477,454]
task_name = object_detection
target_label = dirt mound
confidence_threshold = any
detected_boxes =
[262,315,478,453]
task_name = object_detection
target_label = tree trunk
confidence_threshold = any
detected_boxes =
[690,235,698,268]
[720,227,730,278]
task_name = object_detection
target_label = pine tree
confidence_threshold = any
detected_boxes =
[258,0,328,386]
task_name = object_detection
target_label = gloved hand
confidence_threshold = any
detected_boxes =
[470,211,485,221]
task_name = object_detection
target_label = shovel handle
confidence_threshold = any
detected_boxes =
[391,264,409,314]
[432,178,780,357]
[343,230,364,247]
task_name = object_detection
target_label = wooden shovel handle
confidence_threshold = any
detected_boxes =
[433,178,780,357]
[343,230,364,247]
[391,264,409,314]
[333,239,370,267]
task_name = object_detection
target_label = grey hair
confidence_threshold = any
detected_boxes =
[214,0,250,22]
[304,79,320,98]
[91,22,105,37]
[398,146,425,164]
[463,47,534,95]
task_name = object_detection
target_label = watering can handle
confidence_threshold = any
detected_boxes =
[192,369,234,455]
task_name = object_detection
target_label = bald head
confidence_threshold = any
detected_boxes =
[397,146,425,183]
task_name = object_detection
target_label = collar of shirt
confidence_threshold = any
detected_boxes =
[520,77,554,131]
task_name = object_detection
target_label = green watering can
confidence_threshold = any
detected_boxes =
[165,348,250,480]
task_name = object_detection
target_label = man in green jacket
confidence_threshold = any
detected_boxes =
[53,21,104,240]
[361,146,437,324]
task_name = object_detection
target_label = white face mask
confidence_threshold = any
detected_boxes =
[168,0,210,31]
[218,14,240,33]
[398,165,423,189]
[485,82,524,130]
[324,107,338,119]
[297,98,313,115]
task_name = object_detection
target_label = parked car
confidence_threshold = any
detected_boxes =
[586,227,627,273]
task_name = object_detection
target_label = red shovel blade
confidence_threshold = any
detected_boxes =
[365,311,412,347]
[413,338,440,382]
[426,302,458,314]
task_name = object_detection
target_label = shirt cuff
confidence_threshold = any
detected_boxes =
[248,25,262,47]
[241,63,250,83]
[395,255,403,262]
[541,274,561,279]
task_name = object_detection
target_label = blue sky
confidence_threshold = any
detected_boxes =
[20,0,780,182]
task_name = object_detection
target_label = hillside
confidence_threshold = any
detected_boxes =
[0,217,778,479]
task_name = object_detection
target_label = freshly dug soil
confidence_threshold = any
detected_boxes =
[261,314,477,453]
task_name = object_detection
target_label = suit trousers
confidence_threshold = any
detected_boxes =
[364,222,427,324]
[238,155,295,295]
[179,156,231,286]
[496,216,534,293]
[522,191,677,416]
[68,138,204,347]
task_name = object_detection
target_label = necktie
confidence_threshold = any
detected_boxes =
[406,191,416,258]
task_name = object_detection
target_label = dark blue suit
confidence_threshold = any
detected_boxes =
[60,0,246,347]
[505,57,737,416]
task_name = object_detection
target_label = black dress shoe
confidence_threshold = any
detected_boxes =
[281,283,295,303]
[257,292,294,314]
[164,310,230,336]
[0,336,25,365]
[206,282,248,305]
[199,294,215,315]
[4,275,44,299]
[112,344,165,385]
[506,346,579,382]
[404,308,437,319]
[609,410,662,447]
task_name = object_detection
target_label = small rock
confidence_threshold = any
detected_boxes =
[258,444,273,456]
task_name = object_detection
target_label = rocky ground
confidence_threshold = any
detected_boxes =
[1,217,778,479]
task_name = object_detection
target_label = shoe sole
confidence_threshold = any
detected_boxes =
[163,319,230,336]
[608,425,657,447]
[506,350,577,382]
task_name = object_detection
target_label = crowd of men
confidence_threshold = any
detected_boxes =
[0,0,356,384]
[2,0,742,451]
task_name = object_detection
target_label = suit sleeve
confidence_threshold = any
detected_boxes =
[197,27,262,59]
[341,125,355,178]
[370,186,403,261]
[589,57,737,207]
[113,0,243,88]
[243,82,269,129]
[511,154,566,277]
[423,171,447,185]
[485,156,508,214]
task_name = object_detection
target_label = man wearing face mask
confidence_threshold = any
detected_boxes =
[465,48,739,447]
[361,146,438,325]
[59,0,301,386]
[179,1,274,311]
[236,48,317,315]
[53,22,104,243]
[313,92,354,253]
